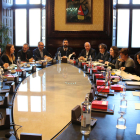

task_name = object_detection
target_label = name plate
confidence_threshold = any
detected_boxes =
[42,61,46,68]
[21,70,26,77]
[32,66,36,73]
[10,82,15,93]
[14,75,19,85]
[62,58,67,63]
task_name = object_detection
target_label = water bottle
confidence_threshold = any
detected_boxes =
[58,51,61,63]
[81,95,91,135]
[88,55,92,68]
[0,66,3,88]
[17,57,21,70]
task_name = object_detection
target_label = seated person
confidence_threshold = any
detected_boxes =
[1,44,15,65]
[33,42,52,61]
[115,48,135,71]
[55,39,75,59]
[105,46,119,69]
[17,43,33,62]
[0,58,9,68]
[95,43,110,63]
[78,42,96,61]
[121,52,140,76]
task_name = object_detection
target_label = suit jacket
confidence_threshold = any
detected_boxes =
[108,56,119,69]
[0,58,4,67]
[55,47,74,59]
[79,48,96,61]
[17,49,32,62]
[33,48,51,61]
[95,51,110,62]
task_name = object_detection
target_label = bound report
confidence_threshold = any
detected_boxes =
[92,100,108,110]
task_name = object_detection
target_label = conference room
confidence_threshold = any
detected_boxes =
[0,0,140,140]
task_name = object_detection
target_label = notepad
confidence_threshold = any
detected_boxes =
[132,92,140,96]
[126,82,140,86]
[136,124,140,135]
[135,103,140,110]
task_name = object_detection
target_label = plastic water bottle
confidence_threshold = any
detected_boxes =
[81,95,91,135]
[17,57,21,75]
[88,55,92,68]
[17,57,21,70]
[58,51,61,63]
[0,66,3,88]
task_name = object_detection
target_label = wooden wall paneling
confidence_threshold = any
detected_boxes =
[46,0,113,58]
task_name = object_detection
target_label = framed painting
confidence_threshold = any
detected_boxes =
[66,0,92,24]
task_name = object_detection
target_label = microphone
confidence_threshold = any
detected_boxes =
[5,132,13,138]
[5,123,22,140]
[48,52,53,58]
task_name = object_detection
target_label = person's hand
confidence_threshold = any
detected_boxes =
[62,56,67,58]
[3,63,9,68]
[105,61,109,65]
[120,67,125,71]
[79,56,84,60]
[99,59,103,63]
[29,58,34,62]
[44,55,52,60]
[118,58,124,62]
[72,52,76,55]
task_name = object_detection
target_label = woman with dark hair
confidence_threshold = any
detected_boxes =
[95,43,110,63]
[121,52,140,76]
[1,44,15,65]
[105,46,119,68]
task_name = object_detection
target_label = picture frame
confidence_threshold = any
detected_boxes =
[66,0,93,24]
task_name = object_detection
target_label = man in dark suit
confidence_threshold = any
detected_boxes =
[55,39,75,59]
[17,43,33,62]
[33,42,52,61]
[78,42,96,61]
[95,43,110,63]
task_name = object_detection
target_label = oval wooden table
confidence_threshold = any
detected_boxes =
[13,63,91,140]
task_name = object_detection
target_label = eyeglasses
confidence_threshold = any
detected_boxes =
[39,45,44,47]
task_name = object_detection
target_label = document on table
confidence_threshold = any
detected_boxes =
[136,124,140,135]
[135,103,140,110]
[132,91,140,96]
[114,70,140,81]
[126,82,140,86]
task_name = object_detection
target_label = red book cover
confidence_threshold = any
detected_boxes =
[82,62,87,66]
[96,80,105,85]
[95,74,104,79]
[96,80,110,86]
[86,64,94,67]
[97,86,110,93]
[92,100,108,110]
[111,85,123,91]
[88,68,97,73]
[96,66,105,70]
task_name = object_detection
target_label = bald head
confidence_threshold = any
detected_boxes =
[84,42,91,52]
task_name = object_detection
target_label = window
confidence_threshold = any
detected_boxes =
[14,1,46,47]
[114,0,140,49]
[118,0,130,4]
[29,0,41,4]
[15,9,27,46]
[15,0,27,4]
[117,10,129,48]
[133,0,140,4]
[29,9,41,46]
[132,10,140,48]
